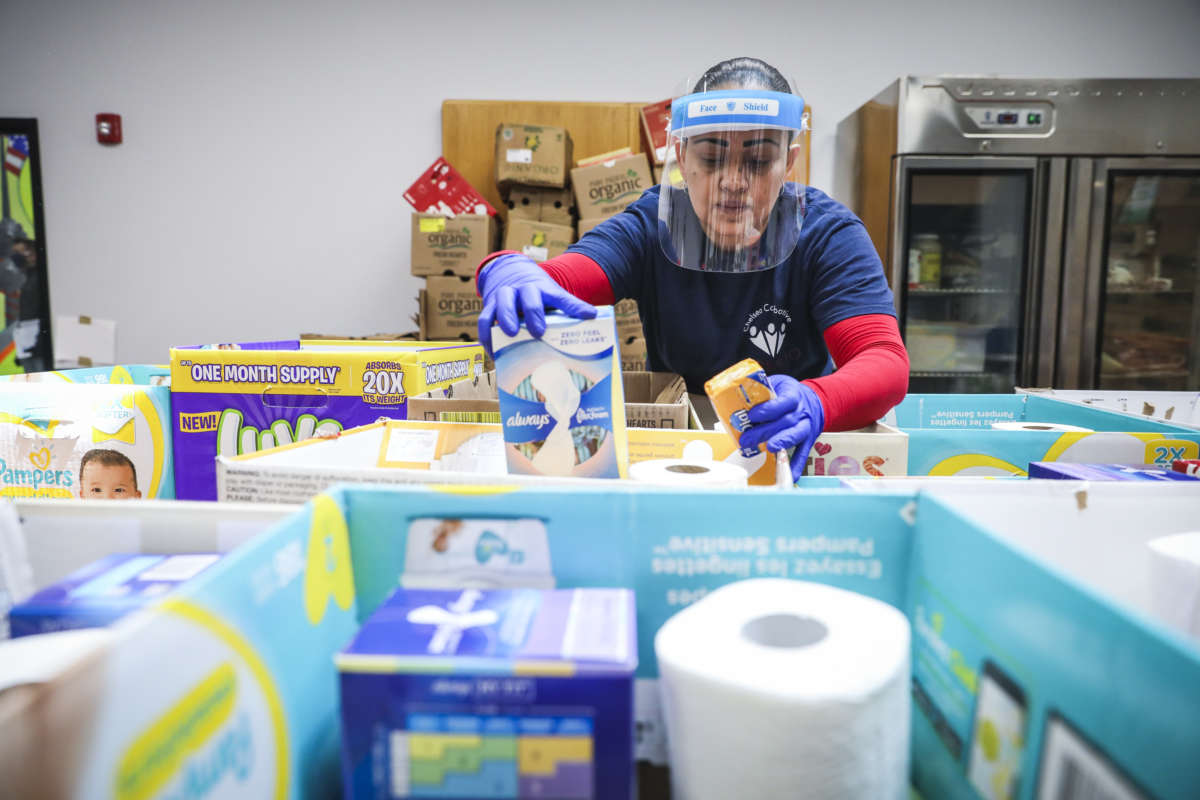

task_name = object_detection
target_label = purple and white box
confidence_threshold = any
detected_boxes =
[8,553,221,637]
[336,587,637,800]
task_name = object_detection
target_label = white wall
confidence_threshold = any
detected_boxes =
[2,0,1198,363]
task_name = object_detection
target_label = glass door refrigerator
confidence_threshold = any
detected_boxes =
[835,76,1200,392]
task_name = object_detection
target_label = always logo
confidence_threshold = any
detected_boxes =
[744,304,792,359]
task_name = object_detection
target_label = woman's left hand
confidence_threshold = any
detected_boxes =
[738,375,825,483]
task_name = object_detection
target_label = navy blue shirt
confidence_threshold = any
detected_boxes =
[568,184,896,392]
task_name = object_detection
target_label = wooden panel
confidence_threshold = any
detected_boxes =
[442,100,643,221]
[441,99,814,224]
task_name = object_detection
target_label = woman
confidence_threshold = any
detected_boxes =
[476,57,908,480]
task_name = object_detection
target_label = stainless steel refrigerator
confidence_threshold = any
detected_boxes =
[834,76,1200,392]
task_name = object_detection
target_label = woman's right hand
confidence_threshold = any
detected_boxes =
[476,253,597,354]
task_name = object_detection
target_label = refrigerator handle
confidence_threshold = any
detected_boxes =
[1033,159,1068,386]
[1056,159,1097,388]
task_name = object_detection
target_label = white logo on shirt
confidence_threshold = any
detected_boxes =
[744,304,792,359]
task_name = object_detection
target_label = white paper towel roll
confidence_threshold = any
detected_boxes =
[991,421,1093,432]
[1147,531,1200,642]
[655,578,910,800]
[629,458,749,488]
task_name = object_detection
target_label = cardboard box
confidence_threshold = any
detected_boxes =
[410,213,495,277]
[639,98,673,166]
[571,152,654,222]
[886,393,1200,475]
[619,335,648,373]
[495,123,573,189]
[0,364,170,385]
[503,218,574,261]
[9,553,222,637]
[419,275,480,341]
[403,156,498,217]
[403,155,496,217]
[169,340,485,500]
[337,587,637,800]
[13,482,1200,799]
[406,370,689,430]
[1018,387,1200,429]
[0,383,175,500]
[615,298,642,340]
[1028,462,1200,481]
[505,185,575,226]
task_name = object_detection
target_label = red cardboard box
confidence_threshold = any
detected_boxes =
[404,157,498,217]
[639,98,673,166]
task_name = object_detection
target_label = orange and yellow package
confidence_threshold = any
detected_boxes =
[703,358,775,458]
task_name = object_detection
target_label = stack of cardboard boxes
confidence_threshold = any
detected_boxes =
[570,148,655,371]
[494,122,577,263]
[406,158,498,341]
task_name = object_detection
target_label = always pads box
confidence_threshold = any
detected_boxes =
[505,185,575,226]
[419,275,480,341]
[410,213,496,277]
[493,308,628,478]
[8,553,221,637]
[169,340,485,500]
[571,152,654,222]
[0,383,175,499]
[503,218,575,262]
[404,156,498,217]
[337,587,637,800]
[494,123,574,190]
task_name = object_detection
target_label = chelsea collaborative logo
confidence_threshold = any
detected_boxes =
[744,304,791,359]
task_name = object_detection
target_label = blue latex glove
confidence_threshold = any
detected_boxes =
[738,374,826,483]
[476,253,597,354]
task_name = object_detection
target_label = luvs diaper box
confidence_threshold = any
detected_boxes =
[0,383,174,499]
[170,340,484,500]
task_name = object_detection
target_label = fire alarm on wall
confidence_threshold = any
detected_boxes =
[96,113,122,145]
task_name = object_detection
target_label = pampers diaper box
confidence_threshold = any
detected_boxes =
[170,340,484,500]
[0,383,175,499]
[337,587,637,800]
[0,364,171,385]
[493,308,628,478]
[886,393,1200,475]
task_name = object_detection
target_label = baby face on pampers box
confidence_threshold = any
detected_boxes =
[170,341,484,500]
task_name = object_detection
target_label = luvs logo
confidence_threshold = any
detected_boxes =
[216,409,342,456]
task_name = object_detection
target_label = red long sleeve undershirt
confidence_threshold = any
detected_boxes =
[476,251,909,430]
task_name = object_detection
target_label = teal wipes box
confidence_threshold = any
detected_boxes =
[337,587,636,799]
[1,482,1198,799]
[888,394,1200,475]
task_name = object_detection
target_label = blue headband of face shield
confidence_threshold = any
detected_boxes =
[670,89,807,136]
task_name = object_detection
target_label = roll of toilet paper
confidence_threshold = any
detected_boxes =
[629,458,749,488]
[655,578,910,800]
[1147,531,1200,642]
[991,421,1093,432]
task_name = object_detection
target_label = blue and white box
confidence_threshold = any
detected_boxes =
[8,552,221,637]
[493,307,628,478]
[337,587,637,800]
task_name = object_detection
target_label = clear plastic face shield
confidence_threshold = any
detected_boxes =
[658,84,809,272]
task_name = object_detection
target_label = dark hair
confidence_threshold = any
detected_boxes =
[693,57,791,94]
[80,448,138,488]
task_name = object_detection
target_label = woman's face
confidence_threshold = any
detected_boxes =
[678,129,795,251]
